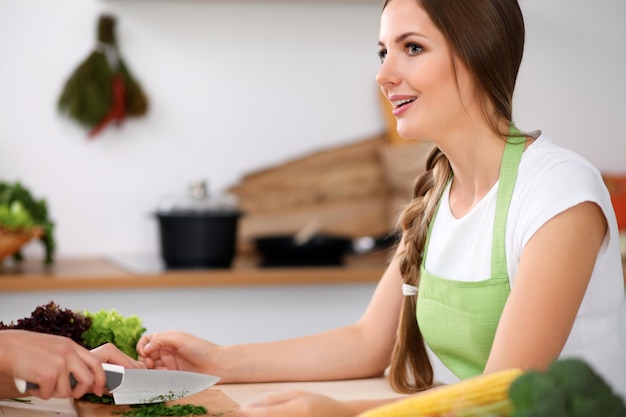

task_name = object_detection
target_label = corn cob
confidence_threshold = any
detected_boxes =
[359,368,523,417]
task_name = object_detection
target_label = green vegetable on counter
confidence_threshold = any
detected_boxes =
[509,358,626,417]
[437,358,626,417]
[0,301,91,345]
[0,181,55,264]
[0,302,147,359]
[82,309,146,359]
[0,201,35,230]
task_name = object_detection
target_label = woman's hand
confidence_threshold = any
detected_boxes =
[90,343,146,369]
[136,330,218,374]
[0,330,107,400]
[237,391,355,417]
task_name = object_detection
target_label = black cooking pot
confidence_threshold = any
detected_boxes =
[156,210,242,269]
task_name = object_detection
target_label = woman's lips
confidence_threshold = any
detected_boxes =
[389,96,417,117]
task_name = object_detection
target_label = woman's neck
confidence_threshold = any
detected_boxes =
[438,124,509,218]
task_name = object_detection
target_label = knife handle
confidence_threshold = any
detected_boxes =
[14,373,77,393]
[13,363,124,394]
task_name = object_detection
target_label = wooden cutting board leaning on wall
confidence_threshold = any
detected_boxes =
[72,389,239,417]
[228,90,436,254]
[228,135,394,252]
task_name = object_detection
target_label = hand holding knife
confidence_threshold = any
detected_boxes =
[14,363,219,404]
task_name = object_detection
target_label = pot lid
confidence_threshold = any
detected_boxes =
[158,180,239,214]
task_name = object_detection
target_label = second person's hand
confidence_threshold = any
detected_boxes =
[90,343,146,369]
[136,330,219,374]
[237,391,356,417]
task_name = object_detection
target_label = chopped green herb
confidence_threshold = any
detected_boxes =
[112,403,208,417]
[4,398,33,404]
[140,391,186,404]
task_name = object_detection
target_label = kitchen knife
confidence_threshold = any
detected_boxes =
[14,363,220,405]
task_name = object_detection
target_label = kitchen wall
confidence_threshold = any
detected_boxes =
[1,0,625,259]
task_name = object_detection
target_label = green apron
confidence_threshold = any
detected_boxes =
[416,135,525,379]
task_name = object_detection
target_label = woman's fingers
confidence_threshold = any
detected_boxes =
[140,331,185,353]
[237,391,350,417]
[136,333,154,357]
[91,343,146,369]
[4,331,119,400]
[136,331,191,370]
[77,345,110,396]
[53,339,99,398]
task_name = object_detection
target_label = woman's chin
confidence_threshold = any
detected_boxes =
[395,127,424,142]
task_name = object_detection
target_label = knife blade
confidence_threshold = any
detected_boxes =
[14,363,220,405]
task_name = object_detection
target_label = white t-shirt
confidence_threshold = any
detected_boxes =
[425,131,626,399]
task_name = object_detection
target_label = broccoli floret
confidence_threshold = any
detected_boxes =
[510,358,626,417]
[509,371,569,417]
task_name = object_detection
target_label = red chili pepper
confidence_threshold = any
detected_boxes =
[88,73,126,138]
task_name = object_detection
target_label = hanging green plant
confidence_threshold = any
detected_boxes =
[57,14,148,138]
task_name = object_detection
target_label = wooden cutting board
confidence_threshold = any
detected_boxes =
[72,389,239,417]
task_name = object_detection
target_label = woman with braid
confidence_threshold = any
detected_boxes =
[102,0,625,415]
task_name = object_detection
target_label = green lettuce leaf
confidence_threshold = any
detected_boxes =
[82,309,146,359]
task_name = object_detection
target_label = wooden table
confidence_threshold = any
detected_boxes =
[0,378,408,417]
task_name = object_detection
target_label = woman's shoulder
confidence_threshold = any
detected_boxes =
[525,132,598,169]
[519,131,605,192]
[507,131,619,266]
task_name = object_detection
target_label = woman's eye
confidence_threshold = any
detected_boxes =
[406,42,423,55]
[377,49,387,63]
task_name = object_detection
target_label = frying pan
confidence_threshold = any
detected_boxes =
[254,233,397,267]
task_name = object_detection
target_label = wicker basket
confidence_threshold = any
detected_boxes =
[0,226,43,261]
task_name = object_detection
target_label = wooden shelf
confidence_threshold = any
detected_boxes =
[3,252,619,293]
[0,253,389,293]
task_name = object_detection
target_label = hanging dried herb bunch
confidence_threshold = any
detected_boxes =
[57,14,149,138]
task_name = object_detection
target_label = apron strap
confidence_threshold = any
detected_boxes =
[421,126,526,276]
[491,129,526,278]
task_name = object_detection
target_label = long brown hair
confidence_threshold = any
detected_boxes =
[384,0,526,393]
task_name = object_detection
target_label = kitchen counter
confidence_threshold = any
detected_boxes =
[2,251,622,293]
[0,378,408,417]
[0,252,389,293]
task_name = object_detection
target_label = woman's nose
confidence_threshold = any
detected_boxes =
[375,58,400,88]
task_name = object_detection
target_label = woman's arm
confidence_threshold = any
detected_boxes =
[237,391,399,417]
[485,201,607,373]
[138,244,407,383]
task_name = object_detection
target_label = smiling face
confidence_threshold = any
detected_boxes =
[376,0,479,143]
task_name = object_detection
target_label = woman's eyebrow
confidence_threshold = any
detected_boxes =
[378,31,427,47]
